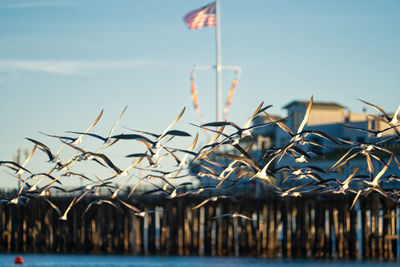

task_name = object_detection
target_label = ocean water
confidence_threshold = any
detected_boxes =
[0,255,398,267]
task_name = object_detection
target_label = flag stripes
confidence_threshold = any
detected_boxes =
[183,2,216,30]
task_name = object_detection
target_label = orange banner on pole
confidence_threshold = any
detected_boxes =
[223,72,239,120]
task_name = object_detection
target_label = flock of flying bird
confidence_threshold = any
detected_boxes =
[1,96,400,221]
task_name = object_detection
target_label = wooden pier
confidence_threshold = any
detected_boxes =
[0,194,400,259]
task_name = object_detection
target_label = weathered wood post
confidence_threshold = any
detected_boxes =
[199,206,205,256]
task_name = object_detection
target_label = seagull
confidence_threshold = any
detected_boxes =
[125,107,188,149]
[331,138,393,174]
[359,99,400,125]
[55,152,80,172]
[364,154,393,188]
[193,104,275,152]
[82,199,119,218]
[126,152,155,167]
[162,146,183,166]
[286,167,325,183]
[38,132,78,144]
[117,157,143,177]
[44,196,77,221]
[250,153,280,185]
[216,152,260,174]
[168,187,191,199]
[155,107,186,147]
[276,96,313,161]
[134,210,157,218]
[359,99,400,137]
[1,195,29,205]
[192,196,233,210]
[339,123,400,138]
[66,105,128,144]
[70,178,115,194]
[126,128,191,141]
[210,212,253,221]
[61,172,93,182]
[215,143,254,188]
[0,161,32,174]
[200,103,272,145]
[332,167,360,194]
[144,174,175,188]
[191,126,228,160]
[25,138,59,164]
[28,172,62,185]
[270,96,338,163]
[59,139,123,174]
[111,174,134,199]
[103,157,143,179]
[275,181,316,197]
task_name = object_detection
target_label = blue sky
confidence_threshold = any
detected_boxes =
[0,0,399,188]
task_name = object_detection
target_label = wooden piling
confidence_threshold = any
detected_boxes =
[0,194,398,259]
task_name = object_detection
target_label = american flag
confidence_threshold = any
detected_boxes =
[183,2,216,30]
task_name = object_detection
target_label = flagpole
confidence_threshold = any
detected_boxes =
[215,0,222,121]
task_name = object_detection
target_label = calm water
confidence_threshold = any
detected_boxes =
[0,255,398,267]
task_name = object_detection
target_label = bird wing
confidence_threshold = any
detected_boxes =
[119,198,140,212]
[107,106,127,140]
[178,133,198,167]
[343,167,359,186]
[127,179,142,198]
[234,213,253,221]
[162,147,181,166]
[330,147,356,170]
[66,131,107,142]
[163,130,191,137]
[243,103,272,129]
[112,175,134,199]
[391,104,400,124]
[60,195,77,220]
[25,138,56,162]
[75,109,104,142]
[192,199,210,210]
[44,197,62,217]
[217,153,260,172]
[358,99,391,121]
[297,96,313,134]
[119,157,143,176]
[89,152,122,174]
[158,107,186,141]
[371,154,393,185]
[350,190,362,210]
[100,200,118,209]
[0,161,32,174]
[365,154,374,177]
[18,145,37,173]
[265,112,294,137]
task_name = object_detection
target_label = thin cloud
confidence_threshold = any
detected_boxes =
[0,60,146,75]
[0,1,71,8]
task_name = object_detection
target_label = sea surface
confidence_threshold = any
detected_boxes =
[0,255,398,267]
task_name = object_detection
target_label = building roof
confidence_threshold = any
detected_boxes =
[283,101,345,110]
